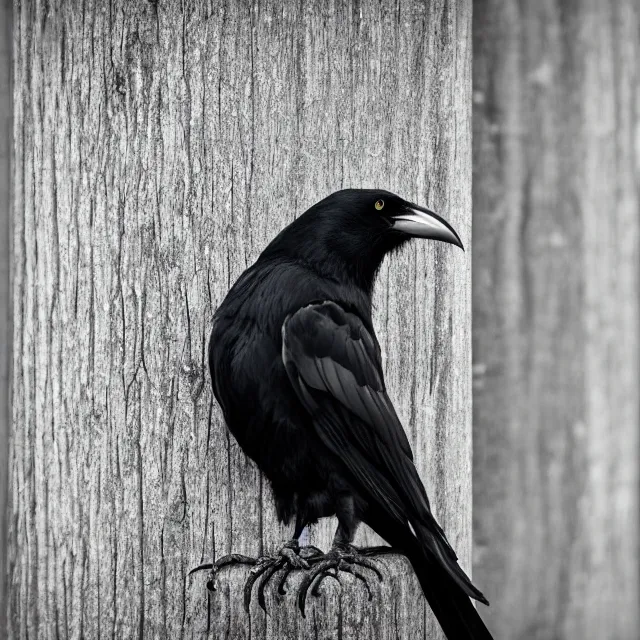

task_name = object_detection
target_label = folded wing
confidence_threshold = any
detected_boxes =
[281,301,486,603]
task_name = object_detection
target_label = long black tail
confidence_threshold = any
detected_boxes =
[365,514,494,639]
[409,547,494,640]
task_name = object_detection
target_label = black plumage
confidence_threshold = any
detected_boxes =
[208,189,493,639]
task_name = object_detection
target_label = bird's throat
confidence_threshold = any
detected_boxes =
[322,233,407,295]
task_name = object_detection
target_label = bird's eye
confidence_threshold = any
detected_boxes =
[375,199,385,211]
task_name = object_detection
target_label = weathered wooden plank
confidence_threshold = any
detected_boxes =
[473,1,640,638]
[9,0,473,637]
[0,0,12,636]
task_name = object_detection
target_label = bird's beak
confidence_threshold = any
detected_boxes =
[391,203,464,250]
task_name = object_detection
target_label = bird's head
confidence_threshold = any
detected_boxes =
[262,188,464,292]
[316,188,464,249]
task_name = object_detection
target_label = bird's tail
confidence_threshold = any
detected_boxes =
[408,545,494,640]
[369,515,494,639]
[414,521,489,605]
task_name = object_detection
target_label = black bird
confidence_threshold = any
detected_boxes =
[202,189,492,639]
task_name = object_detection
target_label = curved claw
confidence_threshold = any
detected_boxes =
[188,562,213,576]
[189,553,256,576]
[244,560,273,612]
[350,555,383,582]
[298,563,324,616]
[311,567,341,597]
[218,554,258,568]
[257,559,285,612]
[298,559,339,616]
[277,565,294,596]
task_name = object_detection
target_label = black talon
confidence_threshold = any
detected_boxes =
[298,561,331,616]
[217,554,258,568]
[189,562,213,575]
[244,560,273,612]
[277,565,294,596]
[257,559,284,612]
[311,567,341,597]
[351,555,383,581]
[311,571,339,598]
[189,553,256,577]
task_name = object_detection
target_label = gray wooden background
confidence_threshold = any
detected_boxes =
[473,1,640,638]
[7,1,473,638]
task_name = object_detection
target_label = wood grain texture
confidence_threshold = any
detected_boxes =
[0,0,12,635]
[473,1,640,638]
[9,0,473,637]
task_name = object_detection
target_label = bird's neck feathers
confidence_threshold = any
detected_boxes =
[321,230,394,294]
[261,209,406,296]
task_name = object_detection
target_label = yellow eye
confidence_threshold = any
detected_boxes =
[375,199,385,211]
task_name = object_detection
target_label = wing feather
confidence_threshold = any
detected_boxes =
[282,301,454,555]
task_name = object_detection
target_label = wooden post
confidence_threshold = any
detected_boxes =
[473,1,640,638]
[9,1,473,637]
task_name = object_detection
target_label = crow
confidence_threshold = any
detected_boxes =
[203,189,493,639]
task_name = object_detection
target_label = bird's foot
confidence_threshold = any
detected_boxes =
[244,539,325,612]
[190,543,400,616]
[190,540,323,612]
[297,543,395,617]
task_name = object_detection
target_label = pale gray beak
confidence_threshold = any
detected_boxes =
[391,204,464,250]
